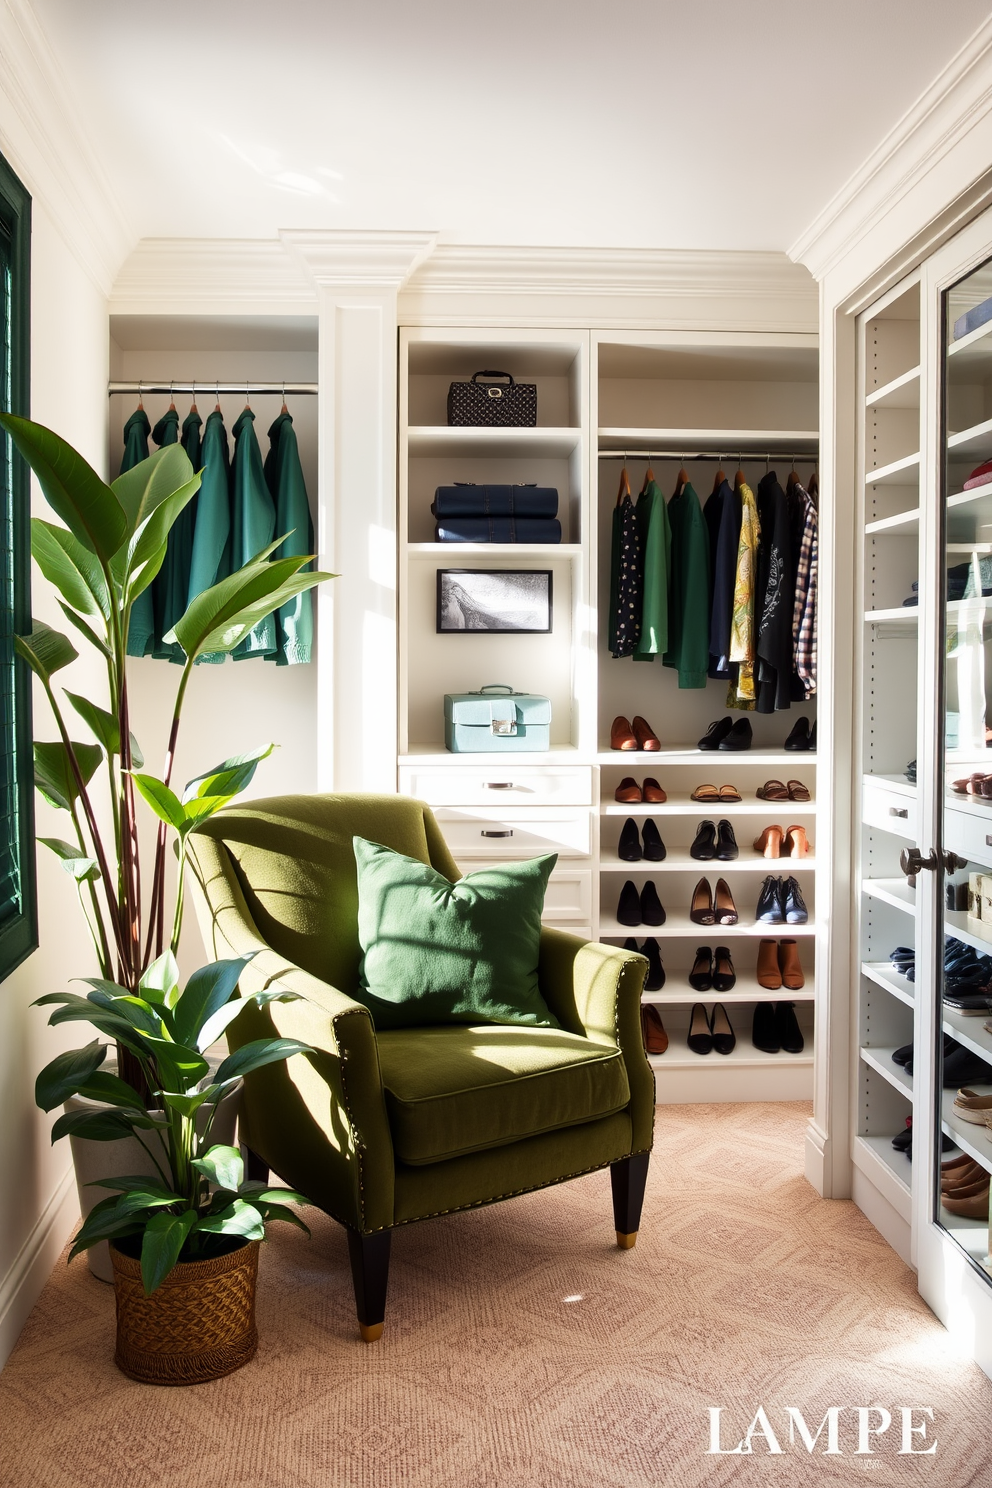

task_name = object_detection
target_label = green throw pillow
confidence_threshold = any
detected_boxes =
[352,836,559,1029]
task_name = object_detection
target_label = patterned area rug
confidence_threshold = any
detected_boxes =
[2,1102,991,1488]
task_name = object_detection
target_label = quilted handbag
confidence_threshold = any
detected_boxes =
[446,370,537,427]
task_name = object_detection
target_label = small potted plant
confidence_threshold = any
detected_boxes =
[2,413,331,1381]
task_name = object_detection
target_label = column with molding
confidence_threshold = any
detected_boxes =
[281,229,437,792]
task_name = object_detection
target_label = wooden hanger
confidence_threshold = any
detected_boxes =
[808,469,819,504]
[712,457,726,494]
[168,380,176,412]
[735,453,746,489]
[616,462,631,506]
[640,457,654,494]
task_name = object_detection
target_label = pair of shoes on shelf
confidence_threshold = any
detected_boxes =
[615,775,666,803]
[618,818,666,861]
[753,824,811,858]
[690,819,738,860]
[756,778,811,802]
[688,1001,736,1056]
[756,875,808,924]
[617,880,665,926]
[943,1042,992,1088]
[688,945,736,992]
[752,1001,804,1054]
[698,717,753,752]
[622,936,665,991]
[951,772,992,796]
[690,877,737,925]
[784,717,817,751]
[611,715,660,751]
[897,1033,955,1077]
[897,1122,954,1161]
[757,938,804,990]
[640,1003,668,1055]
[691,782,741,803]
[952,1087,992,1125]
[941,1154,991,1218]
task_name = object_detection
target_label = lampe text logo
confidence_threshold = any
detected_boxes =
[707,1406,938,1456]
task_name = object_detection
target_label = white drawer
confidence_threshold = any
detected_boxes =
[401,764,593,807]
[862,778,917,841]
[945,805,992,868]
[456,861,593,921]
[435,806,592,859]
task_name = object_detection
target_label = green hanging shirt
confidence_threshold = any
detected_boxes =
[121,408,154,659]
[149,407,187,664]
[187,409,231,664]
[230,407,277,659]
[263,411,314,666]
[663,481,711,689]
[633,478,672,661]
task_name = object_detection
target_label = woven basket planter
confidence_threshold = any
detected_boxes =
[110,1240,259,1385]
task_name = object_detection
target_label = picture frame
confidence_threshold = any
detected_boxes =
[436,568,553,634]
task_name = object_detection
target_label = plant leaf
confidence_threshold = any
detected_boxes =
[86,1175,180,1194]
[122,472,202,603]
[35,1039,106,1111]
[168,551,332,661]
[141,1037,209,1094]
[15,621,78,684]
[0,414,127,561]
[31,518,113,620]
[45,1003,156,1056]
[129,733,144,769]
[64,692,120,757]
[33,739,103,811]
[140,951,180,1008]
[140,1209,198,1294]
[84,987,164,1039]
[161,1089,211,1118]
[254,1201,310,1234]
[192,1144,243,1191]
[50,1107,157,1143]
[212,1038,314,1086]
[238,1183,310,1205]
[129,772,186,831]
[193,1198,265,1242]
[68,1219,143,1264]
[111,443,195,539]
[59,601,112,659]
[170,958,248,1050]
[181,744,275,804]
[76,1070,151,1110]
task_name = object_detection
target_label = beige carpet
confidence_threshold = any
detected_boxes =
[2,1102,991,1488]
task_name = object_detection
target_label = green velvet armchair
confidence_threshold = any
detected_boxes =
[187,794,654,1341]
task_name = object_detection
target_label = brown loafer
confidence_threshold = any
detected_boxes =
[643,777,666,803]
[632,715,661,751]
[943,1185,991,1218]
[641,1003,668,1055]
[615,776,642,803]
[611,715,637,751]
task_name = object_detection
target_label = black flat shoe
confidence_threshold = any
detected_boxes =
[718,717,753,751]
[752,1001,780,1053]
[641,819,666,861]
[710,1002,736,1055]
[641,937,665,990]
[687,1002,714,1055]
[688,946,713,992]
[809,720,817,751]
[756,875,785,923]
[775,1001,804,1054]
[690,820,717,860]
[618,817,642,861]
[617,880,641,926]
[892,1042,914,1067]
[715,819,738,860]
[712,945,736,992]
[640,881,666,926]
[698,718,733,751]
[891,1118,912,1152]
[783,875,809,924]
[783,717,811,752]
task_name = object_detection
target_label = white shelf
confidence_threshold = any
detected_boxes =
[865,366,921,410]
[942,1007,992,1064]
[941,1093,992,1176]
[948,416,992,456]
[944,908,992,956]
[947,478,992,514]
[863,877,916,914]
[406,543,581,559]
[948,317,992,361]
[860,1045,913,1097]
[600,848,815,873]
[596,748,817,766]
[864,606,918,623]
[864,771,916,796]
[865,451,921,486]
[598,912,815,938]
[862,961,915,1008]
[602,797,816,816]
[597,427,818,453]
[399,745,583,766]
[639,975,814,1006]
[865,507,920,535]
[407,426,581,458]
[648,1041,813,1072]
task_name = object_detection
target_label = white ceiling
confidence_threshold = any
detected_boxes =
[29,0,992,254]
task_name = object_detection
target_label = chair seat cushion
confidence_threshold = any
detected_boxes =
[376,1024,630,1165]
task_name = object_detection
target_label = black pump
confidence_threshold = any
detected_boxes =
[641,819,666,861]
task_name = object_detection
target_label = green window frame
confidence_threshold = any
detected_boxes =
[0,151,34,981]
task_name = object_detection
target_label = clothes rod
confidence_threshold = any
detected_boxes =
[598,450,817,462]
[107,382,318,397]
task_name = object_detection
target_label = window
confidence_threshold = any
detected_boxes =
[0,151,34,981]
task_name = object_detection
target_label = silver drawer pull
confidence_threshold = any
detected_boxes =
[889,807,908,818]
[483,782,514,790]
[481,829,513,838]
[986,834,992,848]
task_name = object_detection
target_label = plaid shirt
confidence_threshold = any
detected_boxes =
[792,484,817,694]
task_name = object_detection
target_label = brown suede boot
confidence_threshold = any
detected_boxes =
[778,938,805,990]
[757,938,782,990]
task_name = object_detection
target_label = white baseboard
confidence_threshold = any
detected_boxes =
[0,1165,78,1370]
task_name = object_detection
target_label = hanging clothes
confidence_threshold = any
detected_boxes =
[793,481,818,697]
[632,476,672,662]
[663,480,710,689]
[230,407,277,659]
[754,471,794,712]
[263,410,314,666]
[704,477,742,678]
[608,468,643,659]
[187,408,232,665]
[120,407,154,659]
[148,406,186,664]
[727,476,760,708]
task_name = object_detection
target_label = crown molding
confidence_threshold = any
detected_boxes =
[0,0,133,293]
[280,229,438,288]
[110,237,318,313]
[790,16,992,281]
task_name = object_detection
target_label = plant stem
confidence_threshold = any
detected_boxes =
[69,806,113,979]
[146,658,193,963]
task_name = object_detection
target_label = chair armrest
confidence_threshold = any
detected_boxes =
[187,836,396,1233]
[539,927,654,1153]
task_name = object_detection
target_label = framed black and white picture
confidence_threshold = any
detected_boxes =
[436,569,553,634]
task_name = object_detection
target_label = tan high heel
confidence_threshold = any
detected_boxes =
[778,938,805,990]
[753,825,784,858]
[785,825,811,858]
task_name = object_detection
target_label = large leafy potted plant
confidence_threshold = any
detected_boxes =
[2,413,331,1382]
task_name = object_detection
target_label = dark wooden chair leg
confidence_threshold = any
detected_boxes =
[243,1145,269,1184]
[346,1228,392,1342]
[611,1151,650,1249]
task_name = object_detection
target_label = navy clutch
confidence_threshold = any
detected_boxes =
[435,516,562,544]
[432,484,559,519]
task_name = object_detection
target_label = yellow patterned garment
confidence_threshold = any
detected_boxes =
[727,478,760,706]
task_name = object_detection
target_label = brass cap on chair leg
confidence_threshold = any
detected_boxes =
[616,1231,637,1250]
[359,1322,384,1342]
